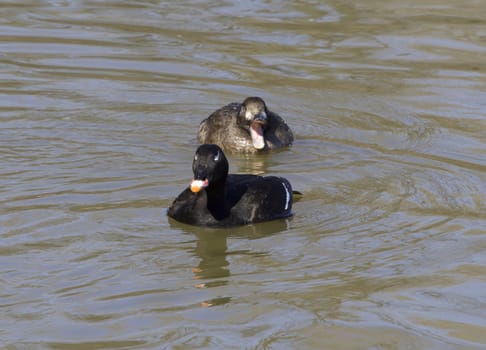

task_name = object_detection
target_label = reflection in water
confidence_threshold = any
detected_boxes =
[231,153,270,175]
[192,230,230,282]
[192,230,232,307]
[169,218,292,307]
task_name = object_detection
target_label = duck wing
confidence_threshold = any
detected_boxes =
[198,103,240,144]
[265,111,294,148]
[226,174,293,224]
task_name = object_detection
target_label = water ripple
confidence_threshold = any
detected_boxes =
[1,1,485,349]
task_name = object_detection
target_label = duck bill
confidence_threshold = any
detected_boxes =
[190,179,209,193]
[250,120,265,149]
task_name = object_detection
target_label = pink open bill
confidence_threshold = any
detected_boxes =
[250,121,265,149]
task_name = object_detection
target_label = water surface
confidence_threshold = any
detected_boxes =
[1,1,485,349]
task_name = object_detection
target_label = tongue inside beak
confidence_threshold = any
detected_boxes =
[250,122,265,149]
[190,179,209,193]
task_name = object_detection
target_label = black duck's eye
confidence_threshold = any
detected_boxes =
[213,151,220,162]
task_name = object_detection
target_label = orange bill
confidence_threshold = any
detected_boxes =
[190,179,209,193]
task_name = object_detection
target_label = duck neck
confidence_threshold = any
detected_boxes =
[205,176,229,220]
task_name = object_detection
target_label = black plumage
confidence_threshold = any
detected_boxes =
[168,144,294,226]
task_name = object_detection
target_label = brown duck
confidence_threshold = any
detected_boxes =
[198,97,294,153]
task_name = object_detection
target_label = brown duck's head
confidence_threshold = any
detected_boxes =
[237,96,268,150]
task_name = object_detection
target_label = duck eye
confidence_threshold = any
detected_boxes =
[194,154,198,161]
[213,151,220,162]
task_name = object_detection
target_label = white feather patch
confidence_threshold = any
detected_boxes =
[282,182,291,210]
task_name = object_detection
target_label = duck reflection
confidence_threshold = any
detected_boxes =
[192,229,231,283]
[168,218,292,306]
[231,149,292,175]
[232,154,268,175]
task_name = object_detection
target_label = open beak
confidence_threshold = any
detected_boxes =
[250,114,266,150]
[253,112,266,123]
[190,179,209,193]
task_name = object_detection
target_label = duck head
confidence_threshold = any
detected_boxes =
[237,97,268,150]
[190,144,229,193]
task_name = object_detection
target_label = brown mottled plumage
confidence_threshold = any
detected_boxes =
[198,97,294,153]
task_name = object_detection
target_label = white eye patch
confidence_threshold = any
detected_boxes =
[214,150,220,162]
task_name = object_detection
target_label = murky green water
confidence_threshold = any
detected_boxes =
[1,1,485,349]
